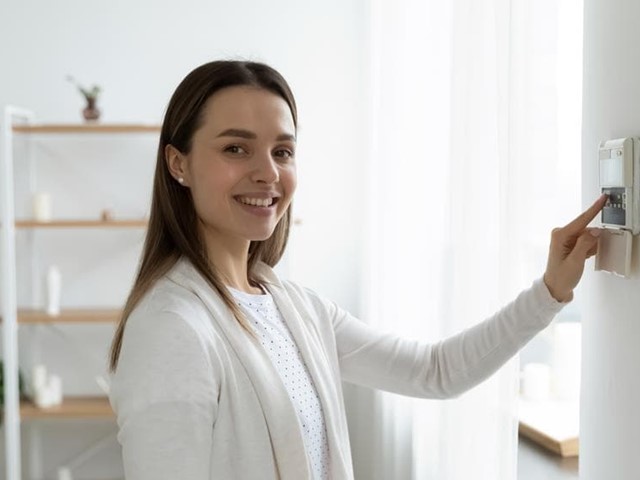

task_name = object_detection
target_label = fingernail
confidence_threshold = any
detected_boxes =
[590,228,602,237]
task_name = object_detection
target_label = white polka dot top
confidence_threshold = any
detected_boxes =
[229,285,331,480]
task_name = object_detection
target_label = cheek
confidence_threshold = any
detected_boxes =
[283,167,297,196]
[189,175,229,217]
[190,161,241,198]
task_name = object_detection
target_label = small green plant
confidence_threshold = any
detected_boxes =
[0,360,27,407]
[66,75,101,101]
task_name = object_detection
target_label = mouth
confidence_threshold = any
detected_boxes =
[234,195,280,208]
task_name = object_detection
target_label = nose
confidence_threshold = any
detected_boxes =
[251,152,279,184]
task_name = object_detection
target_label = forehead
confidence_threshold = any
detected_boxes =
[199,86,295,136]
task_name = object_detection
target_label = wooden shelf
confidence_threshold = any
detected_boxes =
[15,219,147,228]
[519,422,579,457]
[11,308,121,324]
[12,124,160,134]
[20,397,114,419]
[0,309,120,324]
[518,398,579,457]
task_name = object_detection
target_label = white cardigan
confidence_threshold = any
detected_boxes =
[109,258,565,479]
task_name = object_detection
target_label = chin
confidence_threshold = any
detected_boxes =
[247,228,278,242]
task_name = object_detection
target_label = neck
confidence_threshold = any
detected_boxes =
[200,224,258,294]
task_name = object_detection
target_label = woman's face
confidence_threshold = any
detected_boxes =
[169,86,297,249]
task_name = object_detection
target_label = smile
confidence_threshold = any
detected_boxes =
[235,196,279,208]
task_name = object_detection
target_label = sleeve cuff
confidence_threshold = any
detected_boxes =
[533,276,571,310]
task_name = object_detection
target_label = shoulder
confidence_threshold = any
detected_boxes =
[128,260,226,341]
[255,262,341,320]
[283,279,338,314]
[122,274,215,353]
[110,275,222,412]
[116,273,222,377]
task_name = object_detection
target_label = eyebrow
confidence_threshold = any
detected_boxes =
[216,128,296,142]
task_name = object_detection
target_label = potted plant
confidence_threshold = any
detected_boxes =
[66,75,102,122]
[0,360,27,423]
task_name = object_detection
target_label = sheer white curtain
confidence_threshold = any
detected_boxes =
[359,0,582,478]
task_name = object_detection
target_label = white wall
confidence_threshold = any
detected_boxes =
[581,0,640,478]
[0,1,368,478]
[0,0,367,311]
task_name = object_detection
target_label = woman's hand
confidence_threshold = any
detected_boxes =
[543,194,609,302]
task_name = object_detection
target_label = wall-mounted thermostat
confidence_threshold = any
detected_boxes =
[598,137,640,235]
[596,137,639,278]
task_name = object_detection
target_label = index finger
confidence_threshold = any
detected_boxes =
[563,193,608,235]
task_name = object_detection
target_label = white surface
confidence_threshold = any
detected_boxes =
[519,398,579,442]
[522,363,551,401]
[362,1,584,479]
[550,323,581,401]
[581,0,640,477]
[598,138,632,187]
[594,228,632,277]
[1,107,33,480]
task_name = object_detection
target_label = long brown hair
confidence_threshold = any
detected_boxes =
[109,60,298,372]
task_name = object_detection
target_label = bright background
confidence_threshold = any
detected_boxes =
[0,0,587,478]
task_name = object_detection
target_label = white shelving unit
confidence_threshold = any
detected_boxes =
[1,107,159,480]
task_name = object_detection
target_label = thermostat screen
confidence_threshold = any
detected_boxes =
[602,187,626,226]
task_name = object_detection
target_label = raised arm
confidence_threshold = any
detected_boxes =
[332,195,607,398]
[332,277,563,398]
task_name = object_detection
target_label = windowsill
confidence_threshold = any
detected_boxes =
[518,435,579,480]
[518,398,579,457]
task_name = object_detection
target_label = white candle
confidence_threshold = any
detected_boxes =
[31,364,48,394]
[46,265,62,316]
[32,192,52,222]
[57,467,74,480]
[34,385,53,408]
[48,374,63,405]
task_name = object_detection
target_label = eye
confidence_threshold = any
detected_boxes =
[273,148,294,160]
[224,145,247,155]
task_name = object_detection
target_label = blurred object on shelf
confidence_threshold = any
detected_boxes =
[0,360,27,410]
[57,466,73,480]
[32,192,52,221]
[66,75,102,122]
[100,209,114,222]
[31,364,63,409]
[46,265,62,316]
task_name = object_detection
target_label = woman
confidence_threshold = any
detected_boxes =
[108,60,606,480]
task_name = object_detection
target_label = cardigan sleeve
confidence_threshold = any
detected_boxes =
[328,277,566,398]
[109,308,218,479]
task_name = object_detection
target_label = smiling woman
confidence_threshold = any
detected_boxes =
[106,60,605,480]
[164,86,297,283]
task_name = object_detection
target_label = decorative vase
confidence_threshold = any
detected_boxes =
[82,97,100,122]
[46,265,61,316]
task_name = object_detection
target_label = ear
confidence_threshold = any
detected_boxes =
[165,144,190,186]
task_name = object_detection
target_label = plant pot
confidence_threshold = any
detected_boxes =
[83,98,100,122]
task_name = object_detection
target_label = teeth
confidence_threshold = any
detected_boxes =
[238,196,274,207]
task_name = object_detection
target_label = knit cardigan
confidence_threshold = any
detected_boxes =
[109,258,565,479]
